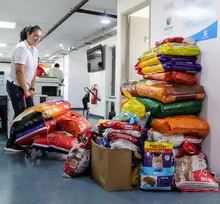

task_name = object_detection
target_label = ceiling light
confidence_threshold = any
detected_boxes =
[0,53,3,56]
[0,21,16,29]
[0,43,7,47]
[45,54,50,57]
[59,44,63,48]
[101,9,110,24]
[101,18,110,24]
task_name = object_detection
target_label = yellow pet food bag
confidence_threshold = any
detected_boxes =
[141,64,165,75]
[140,56,162,68]
[122,90,146,120]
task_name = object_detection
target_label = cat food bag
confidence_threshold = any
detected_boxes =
[140,141,174,191]
[63,130,92,178]
[175,142,219,192]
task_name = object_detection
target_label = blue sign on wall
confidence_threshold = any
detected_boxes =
[186,20,218,42]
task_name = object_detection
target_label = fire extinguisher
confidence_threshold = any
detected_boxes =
[85,84,101,105]
[91,84,98,105]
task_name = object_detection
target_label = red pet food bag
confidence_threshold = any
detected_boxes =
[57,110,92,137]
[107,132,139,144]
[16,119,57,146]
[174,141,219,192]
[32,131,78,154]
[63,130,92,178]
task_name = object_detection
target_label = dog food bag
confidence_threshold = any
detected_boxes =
[149,130,203,148]
[12,100,71,126]
[63,130,92,178]
[151,115,210,137]
[175,141,219,192]
[107,132,139,144]
[15,119,57,146]
[136,97,202,118]
[140,141,174,190]
[135,80,206,103]
[110,139,138,151]
[155,37,184,46]
[98,121,141,132]
[138,43,200,62]
[103,128,142,138]
[144,71,197,84]
[121,90,146,120]
[57,110,92,138]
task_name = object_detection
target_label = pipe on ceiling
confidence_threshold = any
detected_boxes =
[77,9,117,19]
[40,0,89,42]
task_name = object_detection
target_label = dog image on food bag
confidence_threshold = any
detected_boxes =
[142,176,157,187]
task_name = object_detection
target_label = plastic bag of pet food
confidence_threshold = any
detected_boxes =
[63,130,92,178]
[121,90,146,120]
[144,72,197,84]
[136,97,202,118]
[155,37,184,47]
[15,119,57,146]
[140,141,174,191]
[174,141,219,192]
[107,132,139,144]
[121,80,139,97]
[149,130,203,147]
[112,112,139,124]
[98,121,141,132]
[103,128,142,138]
[110,139,138,151]
[57,110,92,138]
[151,115,210,137]
[135,79,206,103]
[32,131,78,154]
[12,100,71,129]
[138,43,200,62]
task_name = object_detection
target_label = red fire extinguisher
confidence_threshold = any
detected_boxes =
[91,84,98,105]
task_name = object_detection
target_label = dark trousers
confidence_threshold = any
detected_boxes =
[6,80,34,145]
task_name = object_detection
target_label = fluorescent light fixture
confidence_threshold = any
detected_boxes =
[49,55,57,60]
[0,53,3,56]
[0,43,7,47]
[101,18,110,24]
[0,21,16,29]
[45,54,50,57]
[96,51,101,54]
[59,44,63,48]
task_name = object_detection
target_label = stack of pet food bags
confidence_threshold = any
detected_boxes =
[12,100,71,146]
[121,37,219,192]
[93,111,148,187]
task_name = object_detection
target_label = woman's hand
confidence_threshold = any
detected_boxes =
[30,90,35,98]
[24,90,31,98]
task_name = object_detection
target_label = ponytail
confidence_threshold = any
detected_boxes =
[19,25,42,42]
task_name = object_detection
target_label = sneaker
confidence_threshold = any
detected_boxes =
[4,143,24,153]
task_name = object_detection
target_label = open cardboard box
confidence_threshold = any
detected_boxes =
[91,140,132,191]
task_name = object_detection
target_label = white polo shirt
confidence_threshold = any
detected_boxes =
[7,40,39,89]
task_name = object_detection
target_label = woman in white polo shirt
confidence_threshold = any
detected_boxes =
[5,25,42,152]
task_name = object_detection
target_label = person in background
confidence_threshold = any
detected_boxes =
[47,63,64,84]
[36,58,47,77]
[5,25,42,152]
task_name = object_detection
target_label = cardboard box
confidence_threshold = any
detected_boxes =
[91,140,132,191]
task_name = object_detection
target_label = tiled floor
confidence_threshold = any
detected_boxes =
[0,115,220,204]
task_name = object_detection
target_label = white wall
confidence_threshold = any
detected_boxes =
[68,48,90,108]
[89,36,117,117]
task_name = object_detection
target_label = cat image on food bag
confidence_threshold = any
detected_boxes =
[152,154,163,168]
[175,156,195,181]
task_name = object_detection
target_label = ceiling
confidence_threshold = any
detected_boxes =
[0,0,117,62]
